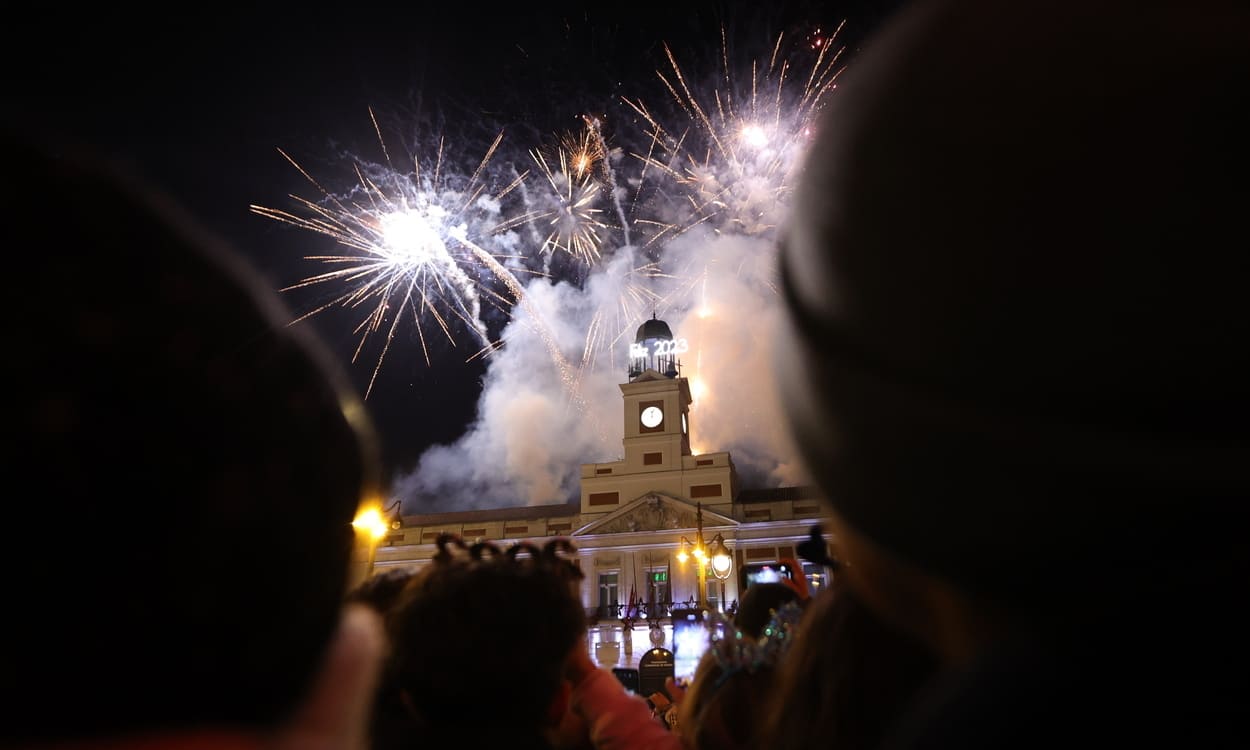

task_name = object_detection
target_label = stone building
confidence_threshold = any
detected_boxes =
[359,314,833,657]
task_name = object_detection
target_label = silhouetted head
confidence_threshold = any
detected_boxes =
[774,0,1250,606]
[385,536,588,745]
[760,582,937,750]
[6,134,382,744]
[735,582,802,639]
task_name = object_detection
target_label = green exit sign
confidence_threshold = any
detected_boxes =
[650,571,668,583]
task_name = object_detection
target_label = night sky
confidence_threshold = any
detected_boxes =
[14,1,911,502]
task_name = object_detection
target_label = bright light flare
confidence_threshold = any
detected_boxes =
[690,377,708,401]
[352,506,388,541]
[739,123,770,149]
[379,210,447,263]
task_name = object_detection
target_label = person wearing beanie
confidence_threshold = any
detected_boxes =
[771,0,1248,746]
[4,132,387,750]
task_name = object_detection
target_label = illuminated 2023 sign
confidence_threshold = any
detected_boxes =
[630,338,689,359]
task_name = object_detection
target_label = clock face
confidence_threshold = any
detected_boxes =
[641,405,664,428]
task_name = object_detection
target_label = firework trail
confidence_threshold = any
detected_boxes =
[584,114,632,249]
[573,113,706,375]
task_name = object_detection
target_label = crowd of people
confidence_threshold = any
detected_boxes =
[8,0,1245,747]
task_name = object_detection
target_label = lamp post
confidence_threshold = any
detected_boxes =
[351,498,402,581]
[676,502,733,610]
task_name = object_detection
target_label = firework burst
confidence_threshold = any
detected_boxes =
[625,22,848,242]
[250,109,583,400]
[605,23,850,400]
[496,124,610,268]
[251,20,849,404]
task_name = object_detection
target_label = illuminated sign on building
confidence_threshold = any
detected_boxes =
[630,338,689,359]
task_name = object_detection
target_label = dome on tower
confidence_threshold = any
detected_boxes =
[629,313,682,380]
[635,314,673,343]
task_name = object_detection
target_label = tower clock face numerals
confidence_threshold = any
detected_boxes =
[641,406,664,428]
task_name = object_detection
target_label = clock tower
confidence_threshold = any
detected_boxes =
[579,315,738,518]
[625,314,691,457]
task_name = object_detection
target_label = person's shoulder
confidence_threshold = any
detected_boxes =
[884,623,1248,750]
[11,730,267,750]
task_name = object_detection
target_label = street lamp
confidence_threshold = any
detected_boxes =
[351,498,402,578]
[710,536,733,582]
[675,502,733,610]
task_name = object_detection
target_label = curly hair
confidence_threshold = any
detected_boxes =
[385,534,588,743]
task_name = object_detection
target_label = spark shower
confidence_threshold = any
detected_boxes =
[251,23,847,405]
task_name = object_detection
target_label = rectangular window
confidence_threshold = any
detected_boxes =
[462,528,486,538]
[504,525,528,536]
[646,568,671,612]
[643,452,663,465]
[421,531,441,542]
[744,508,772,520]
[589,491,620,506]
[548,522,572,533]
[598,573,620,620]
[690,484,722,499]
[794,505,820,516]
[696,459,714,466]
[596,468,613,474]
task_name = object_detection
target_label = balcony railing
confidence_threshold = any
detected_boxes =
[585,598,739,626]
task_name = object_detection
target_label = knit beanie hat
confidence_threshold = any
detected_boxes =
[773,0,1250,600]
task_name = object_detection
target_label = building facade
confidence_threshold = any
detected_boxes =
[360,315,833,656]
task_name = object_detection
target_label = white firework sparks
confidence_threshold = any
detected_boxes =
[497,124,610,268]
[252,22,848,401]
[625,22,847,242]
[251,110,567,399]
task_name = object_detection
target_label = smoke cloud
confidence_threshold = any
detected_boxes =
[394,224,812,513]
[306,28,843,513]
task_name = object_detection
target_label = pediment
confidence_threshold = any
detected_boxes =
[574,492,737,536]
